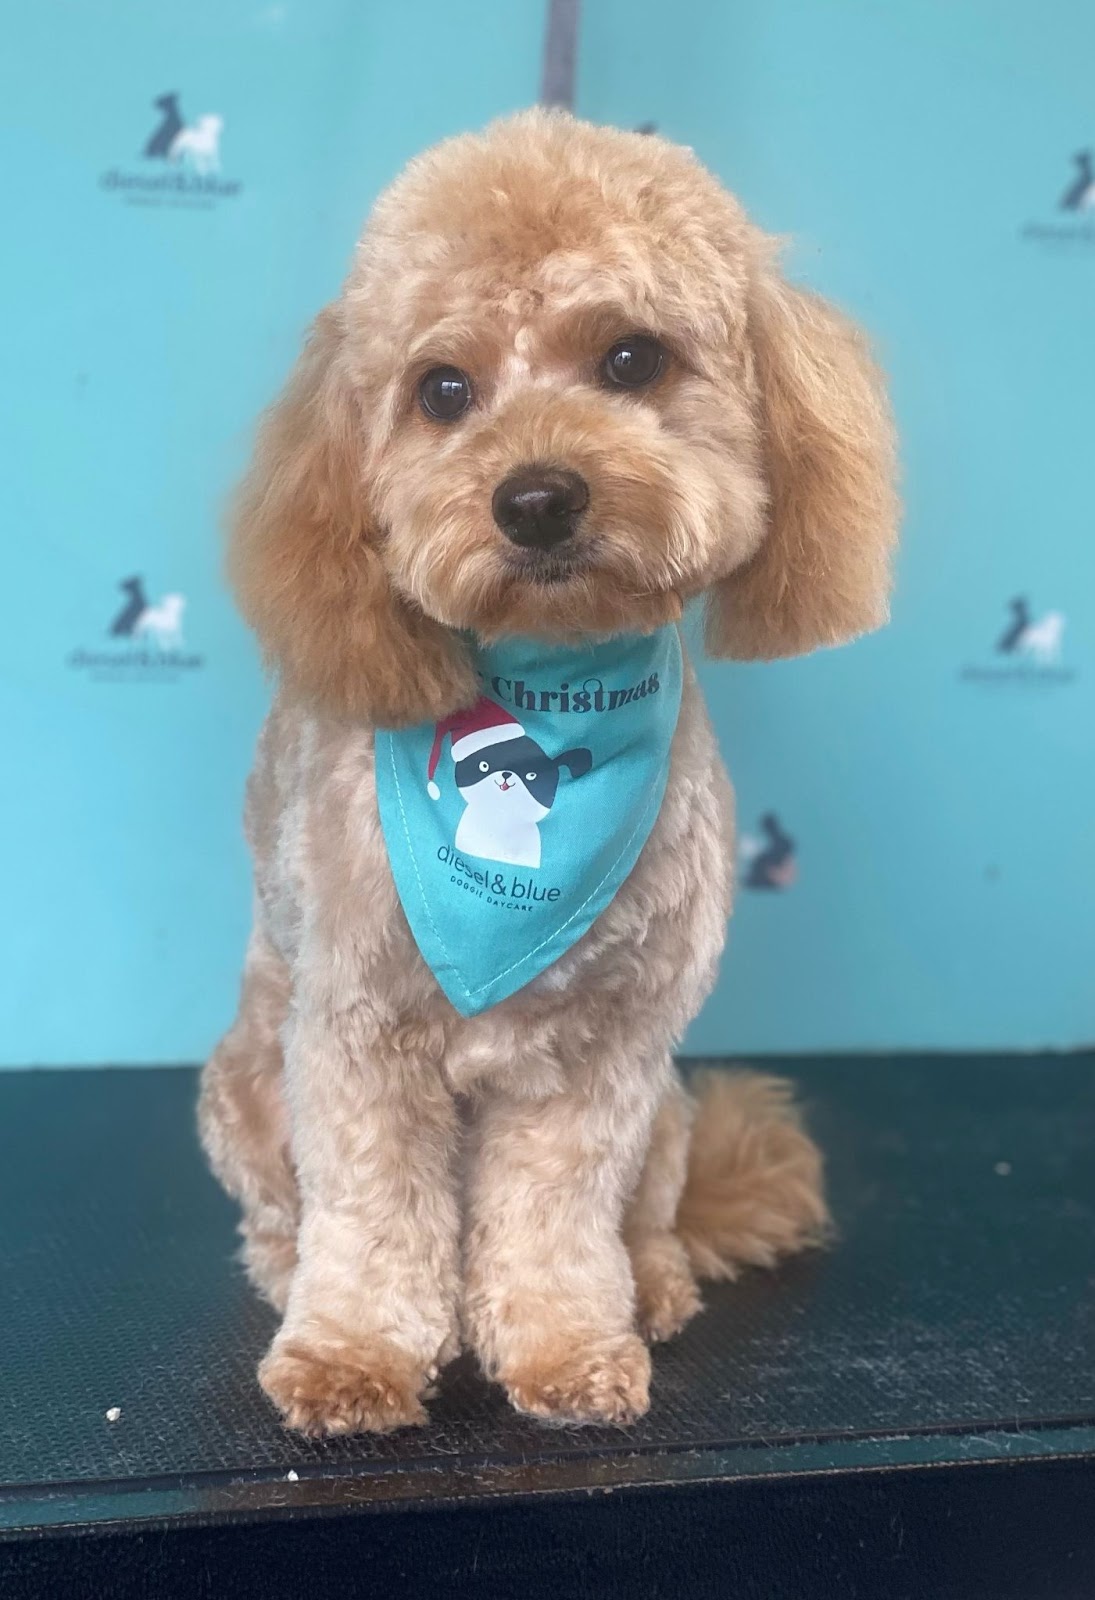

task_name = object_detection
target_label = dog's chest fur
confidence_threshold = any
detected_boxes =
[246,666,733,1098]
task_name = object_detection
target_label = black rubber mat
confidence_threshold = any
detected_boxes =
[1,1054,1093,1498]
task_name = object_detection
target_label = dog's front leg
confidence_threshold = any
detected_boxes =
[464,1050,670,1425]
[258,1004,460,1436]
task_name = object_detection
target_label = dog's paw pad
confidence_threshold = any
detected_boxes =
[505,1333,651,1425]
[259,1337,428,1437]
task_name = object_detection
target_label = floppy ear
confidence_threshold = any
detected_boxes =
[706,276,898,660]
[228,305,477,725]
[555,748,593,780]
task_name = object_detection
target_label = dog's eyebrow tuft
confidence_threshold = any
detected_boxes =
[501,287,545,318]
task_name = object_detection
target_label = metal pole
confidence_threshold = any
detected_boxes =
[540,0,581,109]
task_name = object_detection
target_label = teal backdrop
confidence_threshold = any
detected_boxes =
[2,0,1092,1065]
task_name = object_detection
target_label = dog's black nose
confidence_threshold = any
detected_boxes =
[492,468,589,550]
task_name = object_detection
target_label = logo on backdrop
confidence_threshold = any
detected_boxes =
[66,576,204,681]
[1060,150,1095,212]
[99,92,242,209]
[960,597,1075,686]
[1020,149,1095,247]
[739,813,797,892]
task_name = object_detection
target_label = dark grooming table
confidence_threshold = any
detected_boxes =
[1,1055,1093,1599]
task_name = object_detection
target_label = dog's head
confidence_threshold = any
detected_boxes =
[231,111,898,725]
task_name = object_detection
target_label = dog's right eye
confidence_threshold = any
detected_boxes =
[479,760,490,772]
[420,366,473,421]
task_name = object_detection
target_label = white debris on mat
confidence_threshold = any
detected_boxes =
[994,1161,1012,1176]
[286,1469,299,1481]
[105,1406,122,1423]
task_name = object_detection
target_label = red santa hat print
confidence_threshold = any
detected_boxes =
[426,698,526,799]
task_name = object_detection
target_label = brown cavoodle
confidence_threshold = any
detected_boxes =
[200,109,896,1435]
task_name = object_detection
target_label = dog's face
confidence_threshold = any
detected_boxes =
[352,140,770,648]
[232,112,898,725]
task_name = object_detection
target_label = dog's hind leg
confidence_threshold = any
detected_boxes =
[627,1068,830,1341]
[624,1073,703,1343]
[198,923,299,1312]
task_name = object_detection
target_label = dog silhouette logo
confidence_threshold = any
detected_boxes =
[1020,152,1095,248]
[961,598,1074,685]
[107,576,187,650]
[169,114,223,176]
[144,93,184,158]
[1060,151,1095,212]
[143,92,224,175]
[740,813,797,891]
[995,597,1066,665]
[68,577,201,680]
[101,91,238,206]
[109,575,149,637]
[427,699,591,869]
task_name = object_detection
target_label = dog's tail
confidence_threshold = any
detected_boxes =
[675,1069,831,1280]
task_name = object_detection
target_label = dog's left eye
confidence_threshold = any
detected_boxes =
[601,335,665,389]
[420,366,473,421]
[525,772,536,781]
[479,760,490,772]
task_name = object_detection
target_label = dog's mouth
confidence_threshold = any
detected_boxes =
[501,543,596,588]
[459,530,685,642]
[495,775,515,791]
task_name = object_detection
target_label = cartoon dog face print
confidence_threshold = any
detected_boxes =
[455,736,591,811]
[453,736,592,869]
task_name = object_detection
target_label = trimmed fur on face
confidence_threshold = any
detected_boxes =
[229,108,897,726]
[203,110,897,1435]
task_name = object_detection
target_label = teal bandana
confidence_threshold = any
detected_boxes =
[375,627,683,1016]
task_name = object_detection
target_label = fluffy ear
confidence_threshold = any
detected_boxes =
[706,277,898,660]
[228,305,477,725]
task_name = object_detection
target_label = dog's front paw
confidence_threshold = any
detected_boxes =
[259,1334,429,1436]
[504,1333,651,1425]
